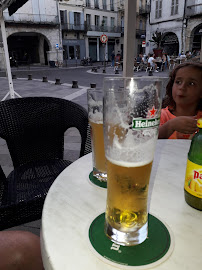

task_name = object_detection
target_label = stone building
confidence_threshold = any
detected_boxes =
[59,0,121,64]
[146,0,202,57]
[0,0,62,69]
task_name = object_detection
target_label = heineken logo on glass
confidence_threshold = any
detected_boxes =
[133,106,159,130]
[133,118,160,129]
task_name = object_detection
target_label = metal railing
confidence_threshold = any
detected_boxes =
[61,23,122,33]
[86,24,122,33]
[3,12,59,24]
[138,5,150,15]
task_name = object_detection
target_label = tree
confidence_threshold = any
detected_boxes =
[149,31,164,49]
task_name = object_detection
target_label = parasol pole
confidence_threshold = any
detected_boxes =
[123,0,137,77]
[0,8,21,100]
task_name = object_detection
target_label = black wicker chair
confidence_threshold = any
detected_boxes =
[0,97,89,230]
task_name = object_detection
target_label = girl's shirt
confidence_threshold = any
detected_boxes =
[160,107,202,139]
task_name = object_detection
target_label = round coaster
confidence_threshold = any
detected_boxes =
[88,213,174,269]
[89,171,107,189]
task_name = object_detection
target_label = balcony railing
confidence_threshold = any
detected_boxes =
[61,23,122,33]
[186,2,202,17]
[61,23,86,31]
[138,5,150,15]
[120,27,145,37]
[86,24,122,33]
[3,12,59,24]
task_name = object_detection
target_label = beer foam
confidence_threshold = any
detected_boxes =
[106,128,157,164]
[89,111,103,123]
[106,155,152,168]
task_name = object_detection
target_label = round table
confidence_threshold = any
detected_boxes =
[41,140,202,270]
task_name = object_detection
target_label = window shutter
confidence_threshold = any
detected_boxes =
[69,11,74,30]
[64,10,67,24]
[81,13,84,30]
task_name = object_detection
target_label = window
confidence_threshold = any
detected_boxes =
[86,14,91,26]
[69,46,75,59]
[60,10,65,24]
[139,0,142,9]
[121,16,124,32]
[102,16,107,31]
[103,0,107,10]
[95,15,100,30]
[155,0,162,19]
[86,0,91,7]
[139,19,143,30]
[171,0,178,15]
[111,17,115,30]
[74,12,80,26]
[94,0,99,9]
[75,45,80,59]
[63,45,68,59]
[110,0,114,11]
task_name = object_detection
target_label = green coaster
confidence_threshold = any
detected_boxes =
[89,171,107,189]
[88,213,174,269]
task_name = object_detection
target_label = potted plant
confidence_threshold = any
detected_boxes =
[149,31,164,57]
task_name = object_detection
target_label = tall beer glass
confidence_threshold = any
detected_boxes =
[103,77,162,245]
[87,88,107,182]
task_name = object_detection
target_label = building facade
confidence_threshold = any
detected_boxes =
[146,0,202,56]
[59,0,121,64]
[0,0,62,69]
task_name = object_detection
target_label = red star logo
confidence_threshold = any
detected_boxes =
[149,106,157,117]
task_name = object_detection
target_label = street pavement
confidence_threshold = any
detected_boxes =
[0,65,170,235]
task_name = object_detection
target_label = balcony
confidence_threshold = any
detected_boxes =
[61,23,86,32]
[186,2,202,17]
[3,12,59,25]
[86,24,122,33]
[138,5,150,16]
[119,27,145,37]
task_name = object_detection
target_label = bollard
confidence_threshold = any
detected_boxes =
[72,80,78,88]
[28,74,32,80]
[55,78,61,85]
[90,83,96,88]
[91,67,97,72]
[115,69,119,74]
[42,76,48,82]
[148,70,153,76]
[12,74,17,79]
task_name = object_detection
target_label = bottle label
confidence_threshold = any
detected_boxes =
[184,159,202,198]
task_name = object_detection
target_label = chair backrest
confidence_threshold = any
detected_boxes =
[0,97,88,168]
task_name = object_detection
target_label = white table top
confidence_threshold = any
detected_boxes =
[41,140,202,270]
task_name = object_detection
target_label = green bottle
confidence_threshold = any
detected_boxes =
[184,118,202,210]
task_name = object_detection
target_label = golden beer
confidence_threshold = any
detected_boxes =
[89,120,107,180]
[105,158,153,232]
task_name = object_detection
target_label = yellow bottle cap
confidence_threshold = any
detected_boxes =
[197,118,202,128]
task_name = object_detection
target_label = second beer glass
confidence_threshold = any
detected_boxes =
[103,77,162,246]
[87,88,107,182]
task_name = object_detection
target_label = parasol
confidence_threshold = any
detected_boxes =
[0,0,29,100]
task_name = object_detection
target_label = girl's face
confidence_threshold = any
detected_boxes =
[172,66,202,108]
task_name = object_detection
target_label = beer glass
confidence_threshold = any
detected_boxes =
[103,77,162,246]
[87,88,107,182]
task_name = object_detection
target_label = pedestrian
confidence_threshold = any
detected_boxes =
[111,50,115,67]
[148,53,159,72]
[159,62,202,139]
[0,230,44,270]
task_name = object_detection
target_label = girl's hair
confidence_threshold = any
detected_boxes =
[163,62,202,110]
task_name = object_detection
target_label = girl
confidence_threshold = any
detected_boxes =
[159,62,202,139]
